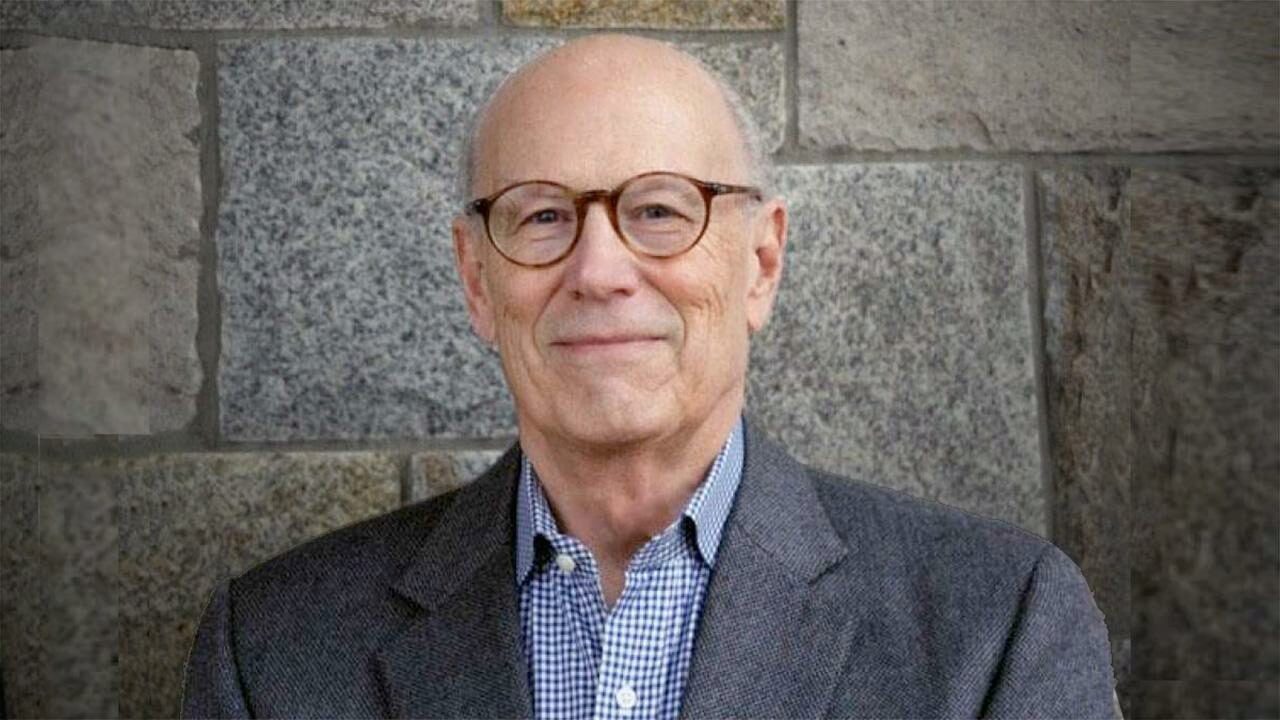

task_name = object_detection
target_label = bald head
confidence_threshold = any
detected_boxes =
[459,35,766,204]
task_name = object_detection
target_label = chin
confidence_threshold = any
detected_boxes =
[555,396,670,449]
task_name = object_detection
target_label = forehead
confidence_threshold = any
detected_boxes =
[475,40,747,193]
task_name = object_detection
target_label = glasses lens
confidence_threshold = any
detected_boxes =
[488,183,577,265]
[617,174,707,256]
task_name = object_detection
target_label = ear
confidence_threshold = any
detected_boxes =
[744,196,788,333]
[452,215,497,345]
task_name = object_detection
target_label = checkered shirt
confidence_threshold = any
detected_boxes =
[514,418,745,720]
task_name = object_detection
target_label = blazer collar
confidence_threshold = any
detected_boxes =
[725,417,851,579]
[679,418,857,718]
[374,418,857,718]
[389,445,520,613]
[375,446,532,719]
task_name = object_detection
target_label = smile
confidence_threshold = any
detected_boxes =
[550,335,665,354]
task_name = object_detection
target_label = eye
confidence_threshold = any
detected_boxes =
[635,204,684,221]
[523,207,569,226]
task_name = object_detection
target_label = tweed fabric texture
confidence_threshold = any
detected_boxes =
[182,419,1117,718]
[515,419,743,720]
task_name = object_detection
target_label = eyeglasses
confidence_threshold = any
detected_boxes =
[465,171,762,268]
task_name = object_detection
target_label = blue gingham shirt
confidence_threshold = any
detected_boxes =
[514,418,745,720]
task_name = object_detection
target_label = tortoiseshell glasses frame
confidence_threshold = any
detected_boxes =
[465,170,763,268]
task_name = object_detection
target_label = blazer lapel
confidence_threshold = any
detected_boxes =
[372,422,863,718]
[374,447,533,719]
[681,421,862,719]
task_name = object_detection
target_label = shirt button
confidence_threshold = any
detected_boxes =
[616,684,637,710]
[555,553,576,574]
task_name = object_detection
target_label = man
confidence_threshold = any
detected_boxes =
[183,35,1117,718]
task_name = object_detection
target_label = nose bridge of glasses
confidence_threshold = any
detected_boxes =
[561,192,643,284]
[574,188,613,206]
[572,187,626,240]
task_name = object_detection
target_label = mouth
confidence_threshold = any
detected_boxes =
[550,334,665,353]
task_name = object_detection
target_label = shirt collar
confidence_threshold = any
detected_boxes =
[514,416,745,584]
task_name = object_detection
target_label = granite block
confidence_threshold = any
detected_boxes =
[0,38,202,437]
[1128,168,1280,683]
[749,164,1044,535]
[1113,636,1132,719]
[0,453,45,719]
[1131,680,1280,720]
[502,0,783,30]
[216,36,786,441]
[798,1,1279,152]
[407,448,505,502]
[118,452,401,717]
[1041,167,1280,693]
[1129,1,1280,151]
[216,37,569,441]
[0,255,39,432]
[1038,168,1134,648]
[43,459,122,719]
[0,0,477,29]
[798,1,1125,152]
[680,40,785,153]
[0,454,121,718]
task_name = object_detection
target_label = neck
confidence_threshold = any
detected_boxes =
[518,397,742,572]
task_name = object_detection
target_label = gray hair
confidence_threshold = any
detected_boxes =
[455,49,772,208]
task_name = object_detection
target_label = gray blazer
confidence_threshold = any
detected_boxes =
[182,422,1117,718]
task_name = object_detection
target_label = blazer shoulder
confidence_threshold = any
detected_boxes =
[801,466,1111,699]
[232,487,462,605]
[806,466,1062,592]
[791,468,1113,718]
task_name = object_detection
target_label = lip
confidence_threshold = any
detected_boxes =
[550,334,665,351]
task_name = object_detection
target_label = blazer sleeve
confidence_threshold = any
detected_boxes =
[181,581,253,719]
[980,544,1120,719]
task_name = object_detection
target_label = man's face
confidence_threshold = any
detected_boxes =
[453,38,786,451]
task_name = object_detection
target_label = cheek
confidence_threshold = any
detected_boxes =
[484,269,553,354]
[669,238,751,355]
[691,232,750,313]
[493,303,526,349]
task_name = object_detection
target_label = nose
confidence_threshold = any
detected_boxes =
[561,201,641,301]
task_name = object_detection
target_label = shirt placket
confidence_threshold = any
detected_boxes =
[594,531,686,720]
[520,419,742,720]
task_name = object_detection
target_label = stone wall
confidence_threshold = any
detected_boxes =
[0,1,1276,717]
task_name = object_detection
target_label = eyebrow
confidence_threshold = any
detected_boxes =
[479,177,545,196]
[487,172,688,190]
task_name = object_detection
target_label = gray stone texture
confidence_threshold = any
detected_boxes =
[749,164,1045,535]
[216,37,784,440]
[0,38,202,437]
[0,453,45,718]
[1132,680,1280,720]
[1038,168,1135,690]
[1041,167,1280,718]
[216,37,545,441]
[798,1,1280,152]
[0,453,120,718]
[408,448,505,502]
[1112,636,1133,719]
[682,41,785,153]
[502,0,783,30]
[0,0,477,29]
[1127,167,1279,689]
[1129,2,1280,152]
[44,459,122,719]
[118,451,400,717]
